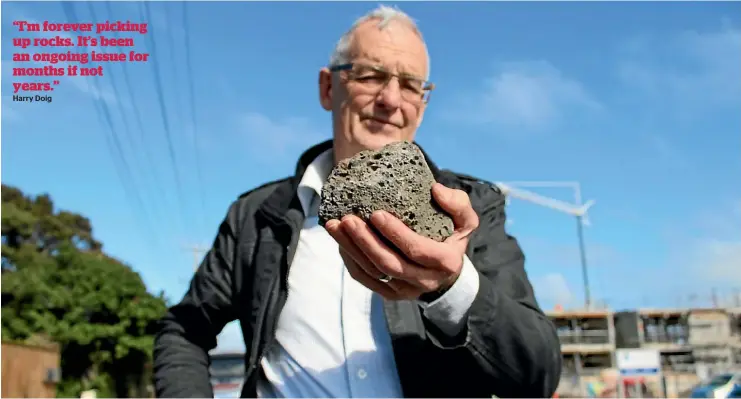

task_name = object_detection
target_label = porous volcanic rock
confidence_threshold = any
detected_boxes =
[318,141,454,242]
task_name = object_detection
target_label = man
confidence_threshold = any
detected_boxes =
[154,5,561,398]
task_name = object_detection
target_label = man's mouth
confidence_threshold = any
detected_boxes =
[364,117,398,128]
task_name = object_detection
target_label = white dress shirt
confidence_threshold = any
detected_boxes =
[257,149,480,398]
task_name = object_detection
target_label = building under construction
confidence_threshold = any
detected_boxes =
[550,307,741,397]
[549,309,615,396]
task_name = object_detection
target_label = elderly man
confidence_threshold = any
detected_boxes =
[153,5,561,398]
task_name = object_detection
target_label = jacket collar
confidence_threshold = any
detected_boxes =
[258,139,443,223]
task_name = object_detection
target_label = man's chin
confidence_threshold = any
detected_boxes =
[357,135,404,151]
[335,126,413,162]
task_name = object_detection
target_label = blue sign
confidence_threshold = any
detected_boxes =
[620,367,660,376]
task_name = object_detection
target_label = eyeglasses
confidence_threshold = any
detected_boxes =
[329,62,435,105]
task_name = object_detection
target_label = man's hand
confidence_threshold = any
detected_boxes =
[325,183,479,301]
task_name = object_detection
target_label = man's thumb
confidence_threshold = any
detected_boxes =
[431,183,478,235]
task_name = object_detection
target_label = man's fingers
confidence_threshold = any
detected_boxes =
[328,219,415,299]
[340,249,401,300]
[326,220,366,264]
[369,211,454,270]
[431,183,479,237]
[340,215,446,291]
[328,219,387,280]
[341,216,405,275]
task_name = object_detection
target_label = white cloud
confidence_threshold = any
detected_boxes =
[679,199,741,288]
[240,112,327,160]
[533,272,575,309]
[452,60,602,131]
[617,26,741,111]
[692,238,741,285]
[607,200,741,308]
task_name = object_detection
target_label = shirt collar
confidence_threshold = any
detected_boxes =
[297,148,333,217]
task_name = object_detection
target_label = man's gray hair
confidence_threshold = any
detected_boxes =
[329,5,430,80]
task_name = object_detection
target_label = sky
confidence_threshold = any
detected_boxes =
[2,1,740,353]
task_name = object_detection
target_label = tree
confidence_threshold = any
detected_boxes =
[1,184,167,398]
[1,184,101,272]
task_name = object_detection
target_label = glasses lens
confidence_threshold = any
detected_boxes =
[350,65,388,90]
[399,77,429,104]
[349,64,431,104]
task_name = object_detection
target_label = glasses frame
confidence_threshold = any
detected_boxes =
[329,62,435,104]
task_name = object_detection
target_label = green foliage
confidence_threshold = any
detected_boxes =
[1,184,167,398]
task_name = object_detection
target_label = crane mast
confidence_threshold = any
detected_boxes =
[495,181,596,309]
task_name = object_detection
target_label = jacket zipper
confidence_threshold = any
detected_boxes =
[244,248,284,395]
[258,221,297,357]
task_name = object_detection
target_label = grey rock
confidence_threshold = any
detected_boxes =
[318,141,454,242]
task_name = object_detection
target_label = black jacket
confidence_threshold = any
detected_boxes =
[153,140,562,398]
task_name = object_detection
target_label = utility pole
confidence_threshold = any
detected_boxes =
[496,181,595,309]
[183,244,209,272]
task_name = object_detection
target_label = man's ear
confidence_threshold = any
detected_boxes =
[318,67,332,111]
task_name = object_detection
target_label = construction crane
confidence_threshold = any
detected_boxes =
[494,181,596,310]
[496,182,595,224]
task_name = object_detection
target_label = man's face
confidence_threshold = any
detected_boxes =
[319,19,430,163]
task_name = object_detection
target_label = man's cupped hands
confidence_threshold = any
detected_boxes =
[325,183,479,301]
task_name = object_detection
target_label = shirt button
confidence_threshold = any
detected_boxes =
[357,369,367,379]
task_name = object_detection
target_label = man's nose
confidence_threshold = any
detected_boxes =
[375,77,402,110]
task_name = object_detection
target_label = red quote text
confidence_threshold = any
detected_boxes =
[10,20,150,94]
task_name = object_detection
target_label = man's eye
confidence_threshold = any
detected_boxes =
[356,73,387,82]
[402,79,424,92]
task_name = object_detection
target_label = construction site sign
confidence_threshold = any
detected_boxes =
[616,348,661,376]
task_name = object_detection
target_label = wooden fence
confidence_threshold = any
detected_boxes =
[1,341,61,398]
